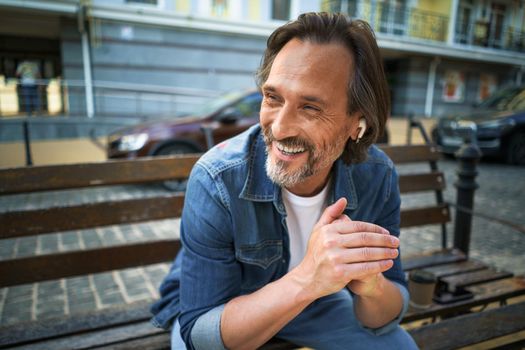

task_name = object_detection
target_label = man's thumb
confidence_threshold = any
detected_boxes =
[317,197,347,227]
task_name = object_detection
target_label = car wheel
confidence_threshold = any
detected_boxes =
[156,143,198,191]
[506,131,525,165]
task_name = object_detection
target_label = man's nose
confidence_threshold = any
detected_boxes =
[271,103,298,140]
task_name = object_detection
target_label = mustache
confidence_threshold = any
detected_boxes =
[262,128,314,152]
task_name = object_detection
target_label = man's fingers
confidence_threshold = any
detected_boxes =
[331,220,389,235]
[336,247,399,264]
[340,260,394,280]
[339,232,399,248]
[316,197,347,227]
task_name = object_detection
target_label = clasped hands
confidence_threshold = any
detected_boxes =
[291,197,399,300]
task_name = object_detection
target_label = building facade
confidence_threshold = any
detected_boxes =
[0,0,524,119]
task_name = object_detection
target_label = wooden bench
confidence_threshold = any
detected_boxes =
[1,144,524,349]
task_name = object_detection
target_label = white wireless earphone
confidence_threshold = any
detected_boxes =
[356,118,367,144]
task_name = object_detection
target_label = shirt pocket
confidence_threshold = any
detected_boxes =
[236,239,283,291]
[236,239,283,269]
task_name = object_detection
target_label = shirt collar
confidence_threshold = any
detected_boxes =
[239,126,358,211]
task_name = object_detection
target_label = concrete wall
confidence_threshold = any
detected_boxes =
[59,17,267,117]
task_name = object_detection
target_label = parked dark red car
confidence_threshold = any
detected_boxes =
[107,89,263,160]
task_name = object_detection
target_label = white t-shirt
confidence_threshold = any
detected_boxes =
[282,181,331,271]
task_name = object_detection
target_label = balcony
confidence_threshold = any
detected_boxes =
[329,1,524,54]
[455,20,525,53]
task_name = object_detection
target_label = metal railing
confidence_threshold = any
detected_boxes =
[0,78,220,118]
[325,0,524,53]
[326,0,449,42]
[455,20,525,53]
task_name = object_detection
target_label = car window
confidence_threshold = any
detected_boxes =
[478,87,524,110]
[233,93,262,117]
[195,91,246,116]
[507,89,525,111]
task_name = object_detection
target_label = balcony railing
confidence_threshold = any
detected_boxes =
[326,0,449,42]
[325,0,524,53]
[455,20,525,53]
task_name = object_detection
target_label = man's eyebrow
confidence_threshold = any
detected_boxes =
[261,84,277,93]
[262,84,327,107]
[302,95,327,107]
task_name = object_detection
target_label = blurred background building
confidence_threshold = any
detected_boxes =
[0,0,524,120]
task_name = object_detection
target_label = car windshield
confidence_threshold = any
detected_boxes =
[193,91,246,116]
[477,86,525,110]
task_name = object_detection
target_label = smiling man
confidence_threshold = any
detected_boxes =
[151,12,417,350]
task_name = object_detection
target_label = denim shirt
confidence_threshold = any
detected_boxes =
[151,124,409,349]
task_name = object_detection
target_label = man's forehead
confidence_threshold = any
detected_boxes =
[263,38,352,99]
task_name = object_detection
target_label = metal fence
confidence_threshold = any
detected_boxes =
[325,0,524,53]
[0,78,219,119]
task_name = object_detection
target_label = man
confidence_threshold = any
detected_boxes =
[16,59,41,115]
[151,12,417,349]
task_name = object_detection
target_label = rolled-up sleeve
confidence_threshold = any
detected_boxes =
[190,304,227,349]
[366,166,410,335]
[178,164,240,349]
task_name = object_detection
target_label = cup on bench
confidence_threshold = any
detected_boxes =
[408,270,437,310]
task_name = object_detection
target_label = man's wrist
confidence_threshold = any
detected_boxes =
[285,267,321,305]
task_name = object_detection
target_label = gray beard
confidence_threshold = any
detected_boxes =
[265,153,315,188]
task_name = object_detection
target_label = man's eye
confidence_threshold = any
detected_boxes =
[304,105,320,112]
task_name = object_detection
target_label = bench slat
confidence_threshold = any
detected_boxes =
[402,248,466,271]
[403,276,525,323]
[0,195,184,239]
[421,260,488,277]
[400,204,450,228]
[0,240,180,287]
[441,268,514,290]
[399,172,445,193]
[93,333,170,350]
[5,317,166,350]
[381,145,440,164]
[408,301,525,350]
[0,155,199,195]
[0,301,152,348]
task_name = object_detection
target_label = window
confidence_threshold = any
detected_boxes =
[272,0,291,21]
[488,3,506,47]
[326,0,357,17]
[234,93,263,117]
[379,0,407,35]
[456,0,474,44]
[212,0,228,17]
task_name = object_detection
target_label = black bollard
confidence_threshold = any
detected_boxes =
[23,120,33,166]
[453,138,482,256]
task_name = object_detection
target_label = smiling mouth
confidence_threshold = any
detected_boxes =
[276,142,306,156]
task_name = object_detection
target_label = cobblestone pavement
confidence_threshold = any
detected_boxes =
[0,159,524,326]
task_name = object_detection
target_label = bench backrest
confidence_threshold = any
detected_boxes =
[381,145,449,230]
[0,144,447,288]
[0,155,197,287]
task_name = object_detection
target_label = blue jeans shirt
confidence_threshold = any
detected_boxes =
[151,124,409,349]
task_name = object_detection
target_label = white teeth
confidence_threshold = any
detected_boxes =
[276,143,305,154]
